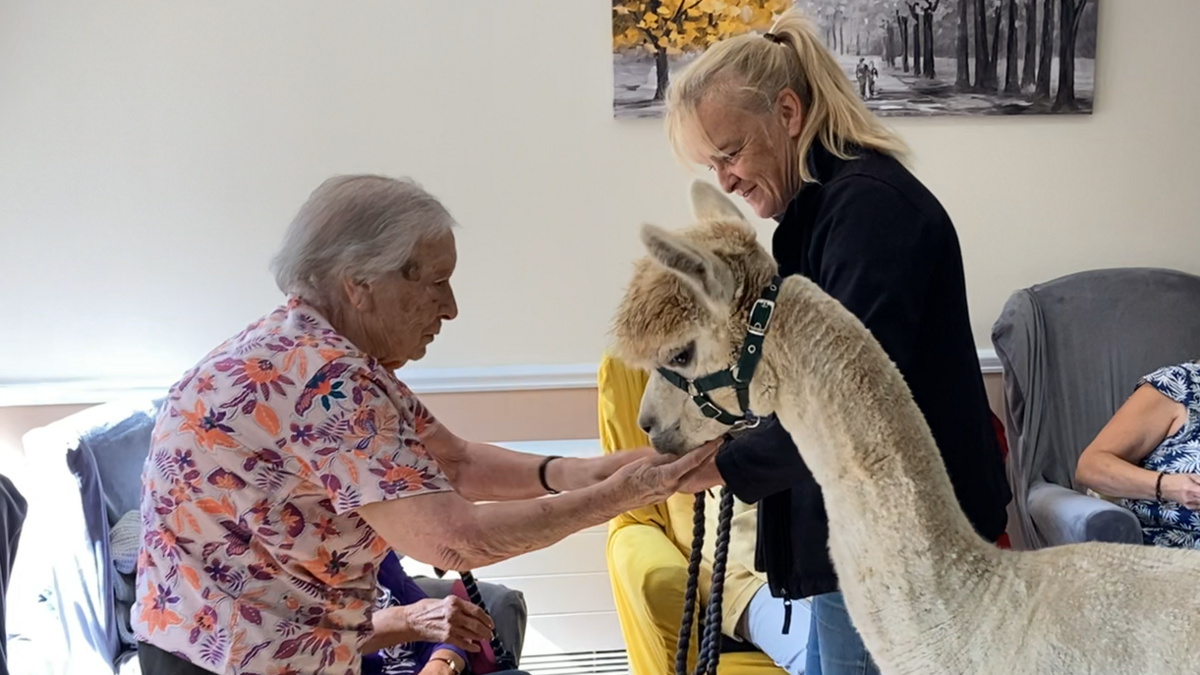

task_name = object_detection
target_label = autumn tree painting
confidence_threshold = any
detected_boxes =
[613,0,789,118]
[613,0,1098,118]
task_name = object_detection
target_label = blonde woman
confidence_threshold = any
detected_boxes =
[662,9,1012,675]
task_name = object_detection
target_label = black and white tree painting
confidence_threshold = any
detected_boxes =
[613,0,1098,118]
[792,0,1097,115]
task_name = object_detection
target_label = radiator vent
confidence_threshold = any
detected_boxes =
[521,649,630,675]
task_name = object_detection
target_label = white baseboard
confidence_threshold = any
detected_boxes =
[0,350,1002,408]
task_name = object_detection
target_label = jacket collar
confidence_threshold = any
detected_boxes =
[772,138,842,223]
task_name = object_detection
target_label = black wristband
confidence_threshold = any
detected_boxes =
[539,455,562,494]
[1156,471,1166,502]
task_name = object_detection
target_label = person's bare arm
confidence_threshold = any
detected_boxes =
[356,445,716,571]
[421,422,657,501]
[1075,384,1197,505]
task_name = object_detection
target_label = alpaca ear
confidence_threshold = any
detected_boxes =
[640,223,735,308]
[690,179,747,224]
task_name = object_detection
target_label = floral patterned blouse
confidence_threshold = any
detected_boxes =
[132,295,453,675]
[1120,362,1200,549]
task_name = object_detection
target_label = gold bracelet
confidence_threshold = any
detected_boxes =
[429,656,462,675]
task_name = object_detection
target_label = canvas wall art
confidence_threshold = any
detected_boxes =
[613,0,1097,118]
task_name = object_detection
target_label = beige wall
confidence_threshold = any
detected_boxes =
[0,404,91,460]
[1,1,1198,388]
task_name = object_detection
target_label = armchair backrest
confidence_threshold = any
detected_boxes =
[991,267,1200,550]
[13,397,163,673]
[597,353,675,534]
[0,474,27,675]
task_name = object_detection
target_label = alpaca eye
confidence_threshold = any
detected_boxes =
[670,345,694,367]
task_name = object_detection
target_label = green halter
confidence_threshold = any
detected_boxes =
[656,276,782,429]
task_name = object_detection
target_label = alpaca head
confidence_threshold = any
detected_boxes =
[611,180,780,455]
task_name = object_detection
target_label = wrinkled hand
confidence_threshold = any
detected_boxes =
[608,439,723,504]
[1161,473,1200,510]
[406,596,494,652]
[673,440,725,495]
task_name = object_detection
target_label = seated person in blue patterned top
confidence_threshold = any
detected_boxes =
[1076,360,1200,547]
[362,552,527,675]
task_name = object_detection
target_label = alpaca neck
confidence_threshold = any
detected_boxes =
[761,280,995,649]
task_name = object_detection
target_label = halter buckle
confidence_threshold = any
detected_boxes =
[747,298,776,336]
[697,400,724,419]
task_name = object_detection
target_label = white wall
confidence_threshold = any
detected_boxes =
[2,0,1198,385]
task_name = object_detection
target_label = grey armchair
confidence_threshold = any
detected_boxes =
[0,474,27,675]
[991,267,1200,551]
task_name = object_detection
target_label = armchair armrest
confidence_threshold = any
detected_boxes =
[1028,481,1143,547]
[606,521,696,674]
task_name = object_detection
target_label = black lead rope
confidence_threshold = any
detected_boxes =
[674,487,736,675]
[432,568,519,671]
[674,489,706,675]
[458,570,519,671]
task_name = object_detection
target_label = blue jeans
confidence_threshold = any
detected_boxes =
[738,585,812,674]
[805,592,880,675]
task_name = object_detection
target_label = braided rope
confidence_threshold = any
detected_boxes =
[674,490,707,675]
[672,487,736,675]
[702,488,735,675]
[459,570,518,670]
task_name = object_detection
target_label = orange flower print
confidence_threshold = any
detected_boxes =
[346,405,397,455]
[178,401,237,451]
[214,356,296,402]
[193,606,218,632]
[278,503,305,538]
[370,459,440,495]
[243,358,279,385]
[313,516,339,541]
[206,468,248,491]
[305,547,350,585]
[412,411,430,437]
[194,374,216,393]
[138,583,184,635]
[168,483,193,506]
[272,627,346,668]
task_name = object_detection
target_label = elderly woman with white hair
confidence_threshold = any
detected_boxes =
[130,174,714,675]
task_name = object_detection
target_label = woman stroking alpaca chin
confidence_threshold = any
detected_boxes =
[609,180,1200,675]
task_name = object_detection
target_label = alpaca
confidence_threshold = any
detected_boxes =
[609,180,1200,675]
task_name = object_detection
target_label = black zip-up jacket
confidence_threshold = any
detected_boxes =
[714,140,1012,604]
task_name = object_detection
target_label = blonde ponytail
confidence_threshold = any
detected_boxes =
[665,7,907,184]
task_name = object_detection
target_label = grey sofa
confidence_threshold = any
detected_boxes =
[991,267,1200,551]
[8,397,526,674]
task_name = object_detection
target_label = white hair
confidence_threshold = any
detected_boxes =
[270,174,456,305]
